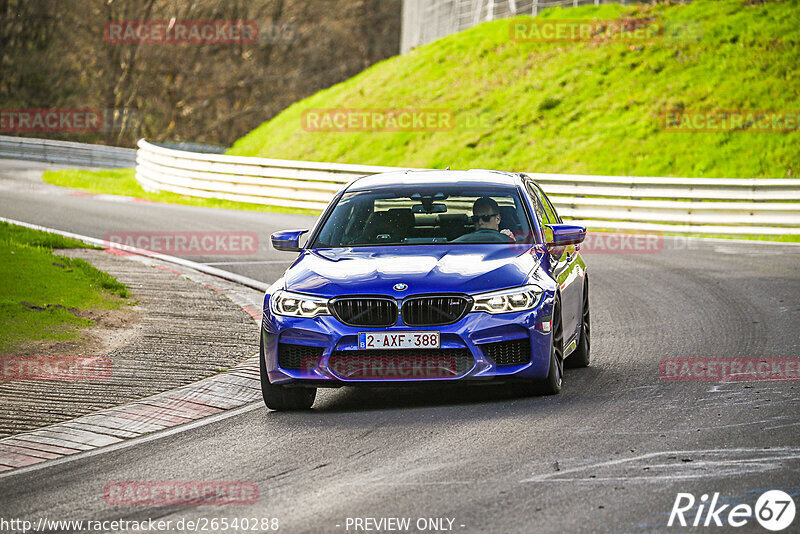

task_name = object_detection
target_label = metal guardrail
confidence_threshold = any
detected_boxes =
[150,141,227,154]
[402,0,646,53]
[136,139,406,211]
[0,135,136,168]
[136,139,800,235]
[10,135,793,236]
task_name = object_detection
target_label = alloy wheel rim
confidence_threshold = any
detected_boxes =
[583,288,590,352]
[553,304,563,386]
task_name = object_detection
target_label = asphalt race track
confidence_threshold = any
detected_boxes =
[1,159,800,533]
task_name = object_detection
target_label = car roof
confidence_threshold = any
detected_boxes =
[346,169,524,192]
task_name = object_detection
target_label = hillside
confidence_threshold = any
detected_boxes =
[228,0,799,178]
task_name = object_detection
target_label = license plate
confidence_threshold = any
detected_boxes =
[358,331,440,350]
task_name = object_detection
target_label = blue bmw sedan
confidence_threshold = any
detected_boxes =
[260,170,589,410]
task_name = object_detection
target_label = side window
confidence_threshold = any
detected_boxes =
[534,183,562,223]
[525,182,551,226]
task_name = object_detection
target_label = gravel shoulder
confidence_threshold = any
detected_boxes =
[0,247,261,438]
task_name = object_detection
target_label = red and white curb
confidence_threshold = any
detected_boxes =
[0,357,261,472]
[0,218,270,474]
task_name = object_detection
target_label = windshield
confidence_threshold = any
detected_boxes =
[311,186,535,247]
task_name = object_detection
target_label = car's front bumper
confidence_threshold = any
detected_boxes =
[261,295,556,386]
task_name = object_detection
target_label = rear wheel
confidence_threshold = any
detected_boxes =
[565,279,590,369]
[259,338,316,411]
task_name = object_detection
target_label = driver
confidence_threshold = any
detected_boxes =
[453,197,515,243]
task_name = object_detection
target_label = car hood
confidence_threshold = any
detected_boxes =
[283,245,542,297]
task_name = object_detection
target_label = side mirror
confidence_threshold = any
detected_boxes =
[544,224,586,247]
[271,229,308,252]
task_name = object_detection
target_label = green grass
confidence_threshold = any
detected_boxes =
[0,222,130,355]
[228,0,799,178]
[700,233,800,243]
[1,223,100,250]
[42,168,320,216]
[587,226,800,243]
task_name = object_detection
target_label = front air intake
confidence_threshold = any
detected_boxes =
[480,339,531,366]
[277,343,325,370]
[328,348,475,380]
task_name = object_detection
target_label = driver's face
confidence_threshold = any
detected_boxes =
[474,210,500,231]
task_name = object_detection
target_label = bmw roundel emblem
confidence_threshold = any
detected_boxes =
[393,283,408,291]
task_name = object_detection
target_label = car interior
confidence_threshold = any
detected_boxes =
[313,192,534,247]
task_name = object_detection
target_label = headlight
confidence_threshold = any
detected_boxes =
[471,285,543,314]
[269,290,330,318]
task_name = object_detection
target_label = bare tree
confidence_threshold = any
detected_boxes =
[0,0,401,147]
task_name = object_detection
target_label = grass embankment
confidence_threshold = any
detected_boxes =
[0,222,130,355]
[42,169,319,216]
[228,0,799,178]
[41,0,798,242]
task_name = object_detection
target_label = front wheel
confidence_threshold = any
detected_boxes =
[260,338,316,411]
[517,299,563,396]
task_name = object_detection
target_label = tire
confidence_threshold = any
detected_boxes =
[517,298,563,396]
[565,278,590,369]
[259,337,316,411]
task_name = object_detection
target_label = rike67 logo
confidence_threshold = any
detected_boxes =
[668,490,796,531]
